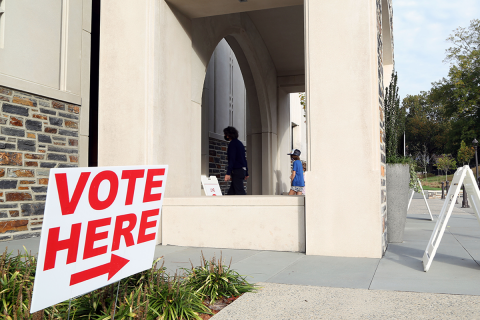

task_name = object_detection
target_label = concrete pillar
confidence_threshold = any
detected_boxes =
[304,0,383,258]
[201,87,210,177]
[262,132,275,195]
[98,0,151,167]
[383,64,394,89]
[98,1,201,197]
[246,132,263,195]
[277,88,291,195]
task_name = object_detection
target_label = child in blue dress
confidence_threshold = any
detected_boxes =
[288,149,305,195]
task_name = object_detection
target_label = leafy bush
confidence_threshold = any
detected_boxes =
[148,273,210,320]
[0,247,37,320]
[1,249,256,320]
[183,252,256,305]
[385,71,406,160]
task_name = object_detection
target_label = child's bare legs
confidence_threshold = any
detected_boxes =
[289,189,303,195]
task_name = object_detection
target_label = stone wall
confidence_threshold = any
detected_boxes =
[0,86,80,241]
[208,137,247,195]
[388,0,394,62]
[377,0,388,254]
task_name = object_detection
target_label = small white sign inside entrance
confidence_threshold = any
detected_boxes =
[31,165,168,312]
[201,176,223,196]
[423,165,480,272]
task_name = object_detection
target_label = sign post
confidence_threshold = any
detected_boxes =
[407,178,434,221]
[423,165,480,272]
[30,165,168,312]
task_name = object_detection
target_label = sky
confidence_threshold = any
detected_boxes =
[393,0,480,99]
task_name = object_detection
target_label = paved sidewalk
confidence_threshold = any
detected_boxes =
[213,283,480,319]
[149,197,480,296]
[2,197,480,318]
[212,197,480,319]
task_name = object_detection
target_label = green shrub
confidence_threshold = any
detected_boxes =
[148,273,210,320]
[0,247,37,320]
[183,252,256,305]
[0,249,257,320]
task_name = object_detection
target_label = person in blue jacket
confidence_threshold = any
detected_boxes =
[288,149,304,195]
[223,126,248,195]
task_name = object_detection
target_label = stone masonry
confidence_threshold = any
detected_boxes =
[208,137,247,195]
[377,0,388,254]
[0,86,80,241]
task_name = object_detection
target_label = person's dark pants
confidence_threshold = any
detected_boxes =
[227,168,246,195]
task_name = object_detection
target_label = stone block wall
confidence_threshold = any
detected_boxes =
[0,86,80,241]
[377,0,388,254]
[388,0,394,62]
[208,137,247,195]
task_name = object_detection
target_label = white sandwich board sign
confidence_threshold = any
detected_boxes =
[31,165,168,312]
[201,176,223,196]
[423,165,480,272]
[407,178,434,221]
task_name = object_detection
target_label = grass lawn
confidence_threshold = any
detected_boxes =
[418,173,452,189]
[421,185,442,191]
[421,174,453,182]
[417,166,479,189]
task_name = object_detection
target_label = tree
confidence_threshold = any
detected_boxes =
[435,154,457,181]
[385,71,406,161]
[430,19,480,152]
[457,140,475,166]
[416,144,431,179]
[444,19,480,65]
[404,92,450,161]
[299,92,306,119]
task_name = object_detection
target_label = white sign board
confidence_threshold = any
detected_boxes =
[201,176,223,196]
[31,165,168,312]
[407,178,434,221]
[423,165,480,272]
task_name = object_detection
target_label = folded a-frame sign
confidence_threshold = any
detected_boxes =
[423,165,480,272]
[407,178,433,221]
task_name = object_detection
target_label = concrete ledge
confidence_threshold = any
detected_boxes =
[163,195,305,206]
[161,196,305,252]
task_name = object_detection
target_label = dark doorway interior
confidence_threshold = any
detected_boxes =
[88,0,100,166]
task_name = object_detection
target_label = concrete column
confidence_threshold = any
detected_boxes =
[98,0,152,166]
[383,64,394,89]
[98,1,200,197]
[305,0,383,258]
[277,88,291,195]
[262,132,275,195]
[201,87,209,177]
[246,132,263,195]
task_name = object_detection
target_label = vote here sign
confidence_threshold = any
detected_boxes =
[30,165,168,313]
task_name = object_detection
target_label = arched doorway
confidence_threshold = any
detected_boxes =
[192,14,279,195]
[200,38,266,195]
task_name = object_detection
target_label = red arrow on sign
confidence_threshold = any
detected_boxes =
[70,254,129,286]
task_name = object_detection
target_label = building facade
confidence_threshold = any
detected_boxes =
[0,0,92,240]
[0,0,395,259]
